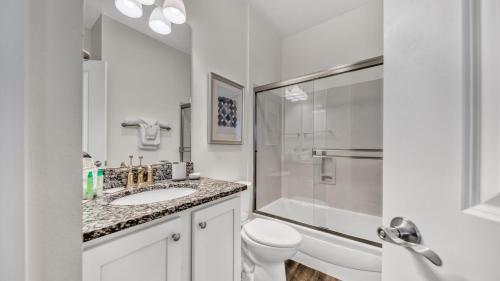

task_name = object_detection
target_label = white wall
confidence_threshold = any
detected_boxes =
[91,16,102,60]
[0,1,25,280]
[83,28,92,53]
[185,1,283,220]
[281,0,383,79]
[249,8,282,86]
[25,0,83,280]
[186,0,250,181]
[98,15,191,166]
[2,1,82,280]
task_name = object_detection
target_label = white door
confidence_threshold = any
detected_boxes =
[192,197,241,281]
[383,0,500,280]
[83,217,182,281]
[83,60,107,163]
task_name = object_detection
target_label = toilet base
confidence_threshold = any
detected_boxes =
[254,262,286,281]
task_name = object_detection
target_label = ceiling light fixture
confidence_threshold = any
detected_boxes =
[115,0,143,18]
[149,7,172,35]
[162,0,187,24]
[285,86,308,102]
[114,0,187,36]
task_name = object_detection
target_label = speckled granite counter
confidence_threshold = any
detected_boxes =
[83,178,247,242]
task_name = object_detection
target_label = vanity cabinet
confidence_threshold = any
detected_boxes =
[83,196,242,281]
[192,197,241,281]
[83,217,182,281]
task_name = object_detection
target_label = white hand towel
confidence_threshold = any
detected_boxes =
[144,120,159,140]
[138,119,161,150]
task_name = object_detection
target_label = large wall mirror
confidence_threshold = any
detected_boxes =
[83,0,192,167]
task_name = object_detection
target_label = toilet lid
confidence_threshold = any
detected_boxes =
[243,218,302,248]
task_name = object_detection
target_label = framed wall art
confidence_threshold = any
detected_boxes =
[208,72,244,144]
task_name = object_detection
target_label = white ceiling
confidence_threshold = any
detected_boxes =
[247,0,371,36]
[84,0,370,54]
[84,0,192,54]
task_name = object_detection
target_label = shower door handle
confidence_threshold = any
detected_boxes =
[377,217,442,266]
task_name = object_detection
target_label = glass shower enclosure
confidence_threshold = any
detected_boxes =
[254,57,383,246]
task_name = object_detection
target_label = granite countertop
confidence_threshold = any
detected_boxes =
[83,178,247,242]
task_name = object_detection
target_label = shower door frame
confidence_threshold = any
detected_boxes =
[180,103,191,162]
[253,56,384,248]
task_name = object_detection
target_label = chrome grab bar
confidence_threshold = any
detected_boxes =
[312,148,383,160]
[377,217,442,266]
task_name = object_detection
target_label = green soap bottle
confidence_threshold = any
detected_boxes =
[85,171,94,200]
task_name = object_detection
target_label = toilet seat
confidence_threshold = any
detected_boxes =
[243,218,302,248]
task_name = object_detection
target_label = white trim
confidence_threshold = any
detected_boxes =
[462,0,482,209]
[464,203,500,223]
[463,0,500,220]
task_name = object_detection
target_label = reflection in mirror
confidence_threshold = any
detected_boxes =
[180,103,191,162]
[82,0,191,168]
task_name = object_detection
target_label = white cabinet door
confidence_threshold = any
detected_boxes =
[83,217,182,281]
[192,197,241,281]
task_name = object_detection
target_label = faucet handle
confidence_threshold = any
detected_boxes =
[128,155,134,167]
[146,165,154,185]
[139,155,143,166]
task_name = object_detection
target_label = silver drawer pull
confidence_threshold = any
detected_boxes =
[199,222,207,229]
[171,233,181,242]
[377,217,442,266]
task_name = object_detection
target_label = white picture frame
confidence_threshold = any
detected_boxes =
[208,72,244,145]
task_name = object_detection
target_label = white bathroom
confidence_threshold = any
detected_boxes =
[2,1,500,281]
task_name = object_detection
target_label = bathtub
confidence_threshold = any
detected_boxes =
[255,198,382,281]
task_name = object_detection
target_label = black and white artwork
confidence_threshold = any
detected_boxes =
[217,96,238,128]
[209,73,244,144]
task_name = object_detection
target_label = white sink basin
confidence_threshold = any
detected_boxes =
[111,188,197,206]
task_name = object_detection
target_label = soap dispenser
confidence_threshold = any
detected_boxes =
[85,170,94,200]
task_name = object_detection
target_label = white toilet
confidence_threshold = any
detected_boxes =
[241,218,302,281]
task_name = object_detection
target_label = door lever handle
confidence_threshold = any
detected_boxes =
[377,217,442,266]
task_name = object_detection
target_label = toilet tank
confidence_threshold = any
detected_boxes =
[236,181,253,222]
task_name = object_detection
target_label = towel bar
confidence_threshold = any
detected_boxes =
[121,122,171,131]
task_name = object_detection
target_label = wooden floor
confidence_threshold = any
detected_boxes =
[285,260,340,281]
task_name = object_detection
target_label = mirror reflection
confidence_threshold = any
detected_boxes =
[82,0,192,167]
